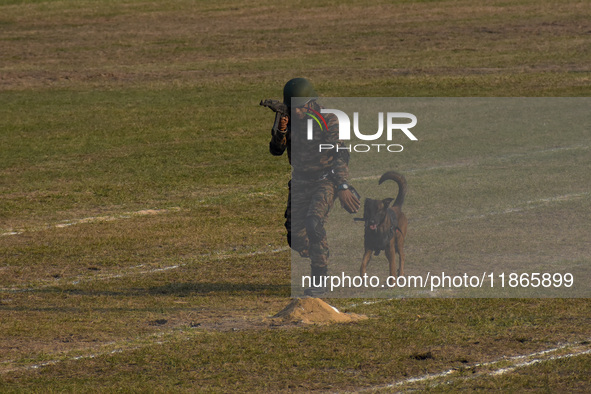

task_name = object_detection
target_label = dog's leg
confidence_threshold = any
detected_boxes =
[385,241,397,279]
[396,229,405,277]
[360,249,373,276]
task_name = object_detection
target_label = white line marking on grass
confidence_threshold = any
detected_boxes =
[1,348,129,374]
[443,192,590,224]
[350,143,590,182]
[490,348,591,376]
[353,339,591,393]
[0,330,183,375]
[0,247,290,292]
[1,207,182,237]
[66,246,290,285]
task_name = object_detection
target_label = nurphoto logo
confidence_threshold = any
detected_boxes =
[306,108,418,153]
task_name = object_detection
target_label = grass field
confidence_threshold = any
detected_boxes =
[1,0,590,392]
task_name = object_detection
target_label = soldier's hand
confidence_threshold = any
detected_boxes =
[337,189,361,214]
[278,116,289,132]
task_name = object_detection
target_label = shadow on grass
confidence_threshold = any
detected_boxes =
[1,282,290,298]
[148,282,290,297]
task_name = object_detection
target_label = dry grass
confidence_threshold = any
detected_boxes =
[1,0,589,92]
[1,0,590,391]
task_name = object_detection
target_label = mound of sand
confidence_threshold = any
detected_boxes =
[271,297,367,325]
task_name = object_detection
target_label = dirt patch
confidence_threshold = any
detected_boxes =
[271,297,368,325]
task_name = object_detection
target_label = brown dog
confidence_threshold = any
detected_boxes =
[359,171,408,279]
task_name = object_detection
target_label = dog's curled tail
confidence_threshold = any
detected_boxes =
[379,171,407,207]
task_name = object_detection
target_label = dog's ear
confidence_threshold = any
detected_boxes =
[382,198,394,208]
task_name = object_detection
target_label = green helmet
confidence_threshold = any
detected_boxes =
[283,78,317,108]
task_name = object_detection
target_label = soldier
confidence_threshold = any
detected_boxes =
[269,78,360,296]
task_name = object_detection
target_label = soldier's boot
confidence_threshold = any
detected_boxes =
[304,265,327,297]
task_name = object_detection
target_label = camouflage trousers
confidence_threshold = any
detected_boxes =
[285,178,336,270]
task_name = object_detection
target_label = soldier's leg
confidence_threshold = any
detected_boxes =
[304,181,335,295]
[285,180,309,257]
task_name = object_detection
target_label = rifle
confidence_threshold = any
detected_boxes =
[260,99,289,135]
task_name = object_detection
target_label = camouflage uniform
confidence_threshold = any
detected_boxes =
[270,101,349,274]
